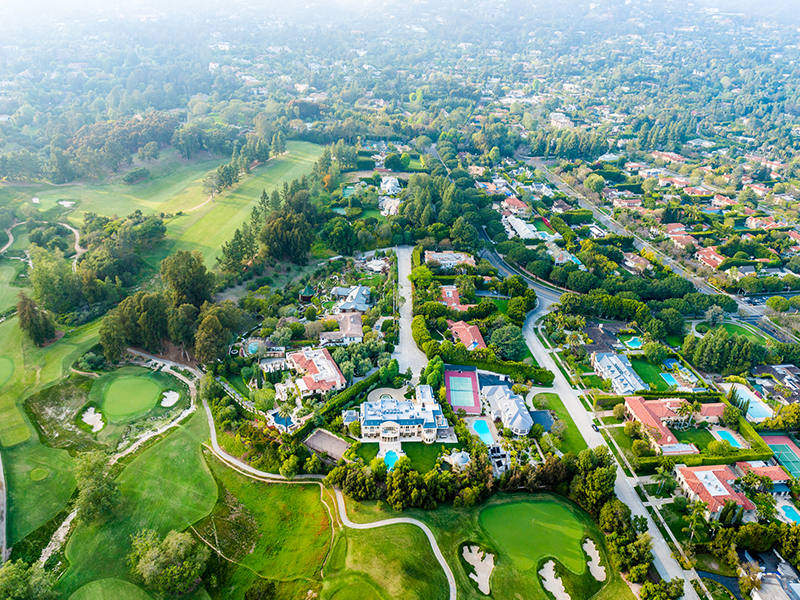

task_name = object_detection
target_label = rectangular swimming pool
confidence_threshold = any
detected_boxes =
[661,373,679,386]
[716,430,742,449]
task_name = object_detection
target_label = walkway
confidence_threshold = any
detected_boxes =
[0,221,21,255]
[0,450,5,562]
[333,488,457,600]
[59,222,86,272]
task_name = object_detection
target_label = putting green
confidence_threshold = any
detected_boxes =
[101,376,163,422]
[479,501,587,573]
[29,467,49,481]
[0,356,12,389]
[69,578,154,600]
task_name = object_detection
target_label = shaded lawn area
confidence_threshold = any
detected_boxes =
[227,374,250,399]
[609,427,634,454]
[491,298,509,314]
[355,443,379,464]
[404,442,463,473]
[581,374,605,389]
[697,322,771,344]
[643,483,674,500]
[629,357,670,392]
[665,334,684,348]
[695,553,738,578]
[661,501,709,545]
[674,427,716,453]
[534,393,588,455]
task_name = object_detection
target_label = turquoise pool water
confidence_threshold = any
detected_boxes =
[247,342,259,355]
[384,450,399,470]
[716,430,742,448]
[625,336,643,349]
[661,373,679,386]
[783,505,800,524]
[735,386,773,420]
[472,420,494,445]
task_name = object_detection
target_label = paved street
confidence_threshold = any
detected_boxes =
[393,246,429,381]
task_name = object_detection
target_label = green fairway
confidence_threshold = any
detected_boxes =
[629,357,670,392]
[0,356,13,389]
[481,501,586,572]
[101,373,163,422]
[0,264,26,313]
[533,393,588,454]
[141,141,324,267]
[339,492,634,600]
[69,579,155,600]
[323,525,449,600]
[58,411,217,595]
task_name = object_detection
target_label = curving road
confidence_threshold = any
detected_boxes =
[0,222,22,255]
[333,488,457,600]
[59,222,86,272]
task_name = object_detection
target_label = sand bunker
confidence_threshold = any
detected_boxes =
[58,200,75,208]
[583,539,606,581]
[81,406,105,432]
[161,390,180,407]
[31,197,40,204]
[539,560,570,600]
[462,545,494,595]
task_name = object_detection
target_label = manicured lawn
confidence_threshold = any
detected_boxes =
[198,454,331,599]
[404,442,462,473]
[534,219,555,234]
[581,374,605,389]
[69,579,155,600]
[337,492,634,600]
[674,427,716,452]
[0,264,27,313]
[356,443,379,464]
[140,142,324,267]
[629,357,670,392]
[533,393,588,455]
[100,372,163,422]
[0,317,100,544]
[609,427,634,454]
[695,553,737,578]
[665,334,684,347]
[661,501,709,545]
[491,298,509,313]
[227,374,251,399]
[696,321,770,343]
[58,412,218,596]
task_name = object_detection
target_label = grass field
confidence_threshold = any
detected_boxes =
[0,316,100,544]
[69,579,155,600]
[197,455,331,599]
[58,412,217,595]
[533,393,588,455]
[675,427,716,452]
[140,142,324,267]
[100,371,163,422]
[630,357,670,392]
[0,264,27,313]
[339,492,634,600]
[404,442,462,473]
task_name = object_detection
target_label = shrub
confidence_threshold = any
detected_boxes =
[674,496,689,512]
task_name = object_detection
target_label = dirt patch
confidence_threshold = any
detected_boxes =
[130,342,198,368]
[40,330,65,348]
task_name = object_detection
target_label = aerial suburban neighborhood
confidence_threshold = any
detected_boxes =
[4,1,800,600]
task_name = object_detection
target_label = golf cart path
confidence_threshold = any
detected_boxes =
[126,350,458,600]
[0,221,23,254]
[59,222,86,271]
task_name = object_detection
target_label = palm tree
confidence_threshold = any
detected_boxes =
[676,402,694,429]
[653,466,676,495]
[277,401,293,424]
[566,330,583,355]
[682,500,709,543]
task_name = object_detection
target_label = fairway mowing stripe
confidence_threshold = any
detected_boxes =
[120,464,213,500]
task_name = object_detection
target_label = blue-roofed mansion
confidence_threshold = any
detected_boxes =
[342,385,451,444]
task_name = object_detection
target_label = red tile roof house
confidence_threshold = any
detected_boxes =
[671,234,697,248]
[675,464,756,520]
[712,194,738,209]
[695,403,727,424]
[734,462,792,498]
[623,396,700,455]
[501,196,531,215]
[440,285,476,312]
[664,223,687,235]
[695,246,726,270]
[286,347,347,398]
[447,320,487,351]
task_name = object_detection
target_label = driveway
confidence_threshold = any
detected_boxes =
[393,246,428,382]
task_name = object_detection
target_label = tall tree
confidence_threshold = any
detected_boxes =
[74,450,118,523]
[16,294,55,346]
[160,250,215,308]
[194,314,227,363]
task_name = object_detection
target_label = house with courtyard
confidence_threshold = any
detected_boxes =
[440,286,476,312]
[447,319,486,351]
[320,312,364,346]
[483,385,533,436]
[590,352,648,395]
[343,385,451,444]
[333,285,371,313]
[286,347,347,398]
[424,250,476,270]
[623,396,700,455]
[675,464,756,520]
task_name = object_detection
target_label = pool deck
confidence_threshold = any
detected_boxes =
[777,499,800,525]
[710,426,748,449]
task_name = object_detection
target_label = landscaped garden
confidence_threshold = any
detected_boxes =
[629,356,671,391]
[533,393,588,455]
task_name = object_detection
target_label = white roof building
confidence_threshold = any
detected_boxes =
[380,177,401,195]
[591,352,648,395]
[483,385,533,436]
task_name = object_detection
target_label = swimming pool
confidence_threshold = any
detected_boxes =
[625,336,643,349]
[661,373,679,386]
[783,505,800,524]
[384,450,399,470]
[716,430,742,449]
[735,385,774,420]
[472,420,495,445]
[247,342,259,355]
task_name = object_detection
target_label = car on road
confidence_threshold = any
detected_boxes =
[591,424,599,432]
